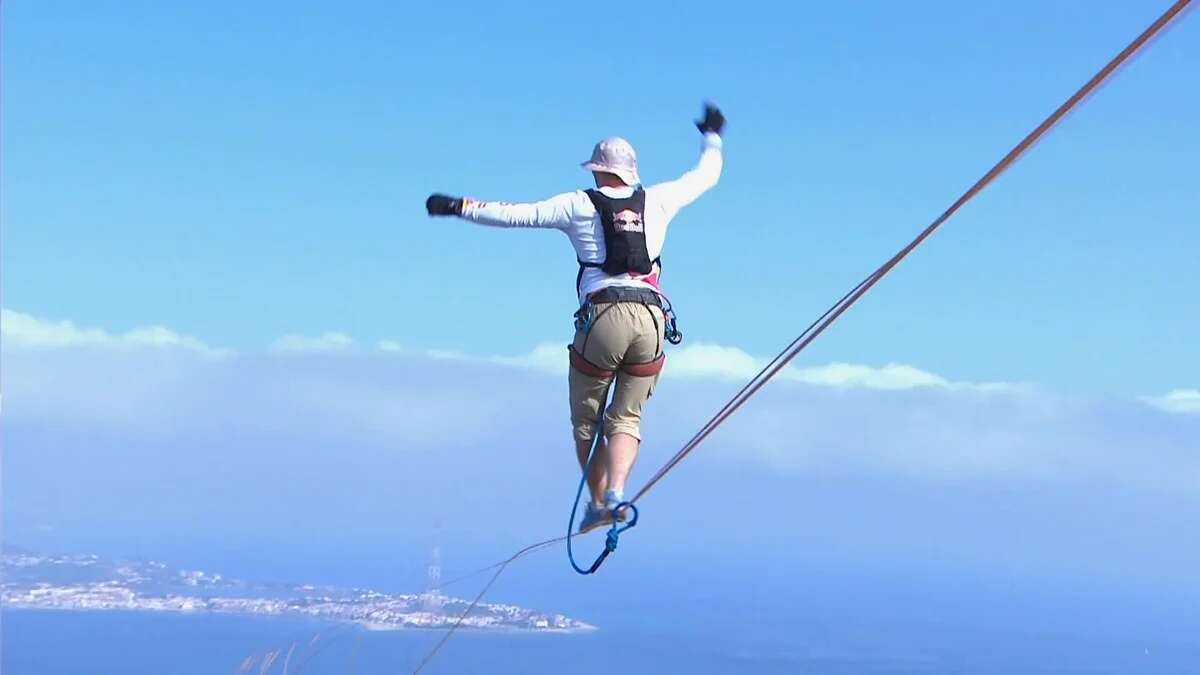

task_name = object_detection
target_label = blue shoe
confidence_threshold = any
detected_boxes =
[577,502,612,534]
[605,492,628,523]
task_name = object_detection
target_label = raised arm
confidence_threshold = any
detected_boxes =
[426,191,578,230]
[648,104,726,219]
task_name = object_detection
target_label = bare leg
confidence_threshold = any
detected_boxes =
[604,432,640,499]
[576,435,608,505]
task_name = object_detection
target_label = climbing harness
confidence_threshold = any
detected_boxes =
[574,286,681,347]
[575,300,681,347]
[566,418,641,575]
[570,286,673,379]
[662,295,683,345]
[408,3,1193,671]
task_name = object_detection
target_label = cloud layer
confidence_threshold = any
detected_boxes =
[270,332,354,353]
[1,308,227,358]
[1142,389,1200,415]
[375,339,1014,392]
[3,307,1190,411]
[4,308,1197,489]
[1,309,970,394]
[5,308,1198,608]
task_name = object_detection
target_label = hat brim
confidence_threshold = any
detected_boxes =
[581,162,640,186]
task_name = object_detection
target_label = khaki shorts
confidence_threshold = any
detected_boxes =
[569,301,665,444]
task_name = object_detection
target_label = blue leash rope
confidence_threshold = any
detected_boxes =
[567,419,640,575]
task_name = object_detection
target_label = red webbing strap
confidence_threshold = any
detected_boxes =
[622,354,666,378]
[568,345,616,379]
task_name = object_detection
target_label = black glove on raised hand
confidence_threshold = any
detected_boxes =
[695,103,726,136]
[425,193,464,217]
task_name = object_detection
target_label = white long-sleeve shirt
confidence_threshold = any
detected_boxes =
[461,133,723,303]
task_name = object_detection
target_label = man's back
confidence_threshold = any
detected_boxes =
[458,131,723,302]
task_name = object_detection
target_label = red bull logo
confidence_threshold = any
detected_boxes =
[613,209,645,233]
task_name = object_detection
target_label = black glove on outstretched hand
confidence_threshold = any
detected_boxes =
[426,193,464,217]
[695,103,725,136]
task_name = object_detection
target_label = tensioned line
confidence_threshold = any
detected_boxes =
[403,1,1195,671]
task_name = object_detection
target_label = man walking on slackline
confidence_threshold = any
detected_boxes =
[425,103,725,533]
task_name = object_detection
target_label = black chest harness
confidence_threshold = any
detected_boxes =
[576,188,661,292]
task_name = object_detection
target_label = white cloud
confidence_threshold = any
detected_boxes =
[487,342,566,374]
[377,340,408,354]
[665,343,1025,391]
[1142,389,1200,415]
[377,339,474,362]
[270,332,354,354]
[694,382,1200,493]
[784,361,950,389]
[664,343,957,389]
[469,340,1004,392]
[1,308,228,358]
[1,307,1015,394]
[667,342,762,380]
[5,309,1196,495]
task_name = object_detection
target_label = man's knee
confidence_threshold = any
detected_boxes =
[571,389,602,428]
[573,417,601,445]
[603,408,643,441]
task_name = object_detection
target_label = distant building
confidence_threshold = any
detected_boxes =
[421,546,444,611]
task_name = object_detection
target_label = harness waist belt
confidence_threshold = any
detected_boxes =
[586,286,662,307]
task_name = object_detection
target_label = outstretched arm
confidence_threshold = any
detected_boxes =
[649,103,726,220]
[426,192,578,230]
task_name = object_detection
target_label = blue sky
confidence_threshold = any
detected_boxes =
[4,1,1198,396]
[3,5,1200,665]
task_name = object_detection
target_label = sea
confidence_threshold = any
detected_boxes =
[5,577,1198,675]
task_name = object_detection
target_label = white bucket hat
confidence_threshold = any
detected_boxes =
[580,136,640,186]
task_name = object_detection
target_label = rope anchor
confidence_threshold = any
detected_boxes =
[571,501,639,575]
